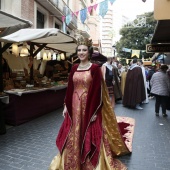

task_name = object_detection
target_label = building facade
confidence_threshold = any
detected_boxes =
[0,0,101,48]
[100,4,129,57]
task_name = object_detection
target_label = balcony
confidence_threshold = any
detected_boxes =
[36,0,77,29]
[77,22,90,38]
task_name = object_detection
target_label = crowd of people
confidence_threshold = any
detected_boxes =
[101,56,170,117]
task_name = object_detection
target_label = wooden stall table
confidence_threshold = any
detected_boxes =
[4,85,67,126]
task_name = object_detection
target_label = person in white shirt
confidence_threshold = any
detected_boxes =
[137,60,149,104]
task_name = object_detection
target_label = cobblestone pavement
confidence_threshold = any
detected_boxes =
[0,98,170,170]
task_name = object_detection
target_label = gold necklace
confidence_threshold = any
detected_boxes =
[78,62,91,69]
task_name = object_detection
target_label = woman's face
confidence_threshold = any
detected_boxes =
[77,45,89,62]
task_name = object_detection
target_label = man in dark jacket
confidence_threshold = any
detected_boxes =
[123,58,146,109]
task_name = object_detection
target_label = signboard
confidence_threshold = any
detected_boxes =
[146,44,170,53]
[154,0,170,20]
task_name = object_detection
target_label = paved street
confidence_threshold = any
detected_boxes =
[0,98,170,170]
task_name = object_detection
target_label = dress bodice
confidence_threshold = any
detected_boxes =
[73,70,92,99]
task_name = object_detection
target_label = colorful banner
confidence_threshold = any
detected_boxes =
[80,8,87,23]
[109,0,116,5]
[99,0,108,18]
[131,49,140,58]
[62,16,65,22]
[122,47,131,53]
[62,0,117,24]
[88,6,93,14]
[75,11,79,17]
[66,14,72,25]
[93,4,98,11]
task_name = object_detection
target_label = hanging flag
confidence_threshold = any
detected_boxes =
[62,21,66,33]
[66,14,72,25]
[99,0,108,18]
[80,8,87,23]
[122,47,131,53]
[109,0,116,5]
[75,11,79,17]
[131,50,140,58]
[62,16,65,22]
[88,6,93,14]
[93,4,98,11]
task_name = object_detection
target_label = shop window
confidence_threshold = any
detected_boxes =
[37,10,44,28]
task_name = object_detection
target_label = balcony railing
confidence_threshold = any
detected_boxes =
[49,0,77,28]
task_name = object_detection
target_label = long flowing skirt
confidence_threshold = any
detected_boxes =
[49,81,135,170]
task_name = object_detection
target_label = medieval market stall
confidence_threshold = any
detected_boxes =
[0,28,77,126]
[0,10,32,133]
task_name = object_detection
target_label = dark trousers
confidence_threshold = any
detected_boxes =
[155,95,168,114]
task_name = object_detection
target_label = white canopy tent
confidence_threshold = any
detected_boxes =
[0,10,33,37]
[0,10,32,94]
[0,28,77,84]
[0,28,77,55]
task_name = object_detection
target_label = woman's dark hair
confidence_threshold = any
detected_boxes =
[132,58,138,64]
[160,64,168,72]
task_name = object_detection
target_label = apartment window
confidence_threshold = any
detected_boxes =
[37,10,44,28]
[55,23,60,29]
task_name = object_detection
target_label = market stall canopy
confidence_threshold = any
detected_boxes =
[151,20,170,44]
[0,28,77,54]
[0,10,32,37]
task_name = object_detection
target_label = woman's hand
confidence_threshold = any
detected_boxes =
[91,115,97,122]
[63,105,67,118]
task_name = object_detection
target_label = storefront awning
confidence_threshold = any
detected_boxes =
[0,28,77,54]
[0,10,32,37]
[151,20,170,44]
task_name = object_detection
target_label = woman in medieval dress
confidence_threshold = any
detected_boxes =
[49,37,135,170]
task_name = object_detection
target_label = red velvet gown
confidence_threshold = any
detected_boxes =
[49,64,135,170]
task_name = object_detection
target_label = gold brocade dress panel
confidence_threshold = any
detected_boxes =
[63,70,93,170]
[49,70,134,170]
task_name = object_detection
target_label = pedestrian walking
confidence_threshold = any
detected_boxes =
[137,59,149,104]
[150,64,170,117]
[123,58,146,110]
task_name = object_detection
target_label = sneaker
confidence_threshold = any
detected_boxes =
[135,105,143,110]
[162,113,168,117]
[155,113,159,116]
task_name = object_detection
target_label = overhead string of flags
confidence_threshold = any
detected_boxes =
[62,0,116,25]
[122,48,146,58]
